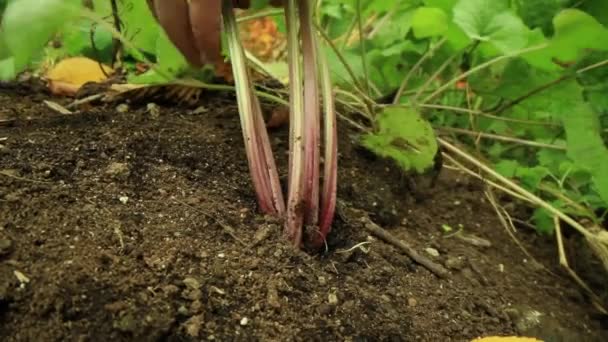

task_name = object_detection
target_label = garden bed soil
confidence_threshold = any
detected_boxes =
[0,82,607,341]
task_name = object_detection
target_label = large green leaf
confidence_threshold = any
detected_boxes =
[411,7,449,38]
[579,0,608,27]
[524,9,608,70]
[363,106,438,173]
[118,0,159,55]
[453,0,528,53]
[2,0,80,71]
[423,0,457,13]
[515,0,562,36]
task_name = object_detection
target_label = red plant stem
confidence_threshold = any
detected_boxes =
[314,30,338,248]
[252,91,285,215]
[298,0,320,226]
[221,0,284,215]
[285,0,305,246]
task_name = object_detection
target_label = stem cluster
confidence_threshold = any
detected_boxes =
[222,0,337,249]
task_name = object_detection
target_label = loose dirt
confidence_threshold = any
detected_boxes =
[0,82,606,341]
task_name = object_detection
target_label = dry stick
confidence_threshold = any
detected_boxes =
[337,201,449,278]
[356,0,371,97]
[0,170,50,184]
[554,216,608,314]
[420,103,559,127]
[439,137,596,241]
[66,94,105,109]
[437,126,566,150]
[109,0,123,67]
[485,190,552,275]
[442,152,532,204]
[363,218,450,278]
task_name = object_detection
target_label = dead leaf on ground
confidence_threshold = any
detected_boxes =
[45,57,113,96]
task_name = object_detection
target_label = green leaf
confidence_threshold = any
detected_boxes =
[453,0,529,53]
[155,29,188,76]
[118,0,159,55]
[0,57,15,80]
[2,0,81,72]
[423,0,457,13]
[579,0,608,27]
[551,9,608,60]
[515,0,562,36]
[524,9,608,69]
[362,106,438,173]
[411,7,449,38]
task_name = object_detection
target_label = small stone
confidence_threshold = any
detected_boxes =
[267,282,281,309]
[408,298,417,307]
[240,317,249,326]
[184,314,204,337]
[13,270,29,284]
[190,300,203,314]
[177,305,189,316]
[182,289,203,301]
[119,196,129,204]
[105,162,129,178]
[425,247,440,258]
[445,256,466,270]
[183,277,201,290]
[162,284,179,295]
[116,103,130,113]
[328,292,338,305]
[147,103,160,119]
[4,192,20,203]
[252,225,274,247]
[0,238,13,256]
[0,145,10,156]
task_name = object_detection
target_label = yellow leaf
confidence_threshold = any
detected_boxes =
[45,57,113,96]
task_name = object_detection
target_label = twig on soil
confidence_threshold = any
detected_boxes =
[485,190,551,275]
[363,219,450,278]
[66,94,105,109]
[0,137,7,142]
[0,170,50,184]
[554,216,608,314]
[336,201,450,278]
[43,100,73,115]
[172,198,246,246]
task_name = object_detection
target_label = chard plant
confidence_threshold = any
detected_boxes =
[221,0,338,248]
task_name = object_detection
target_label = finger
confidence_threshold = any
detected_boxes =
[153,0,203,67]
[188,0,222,65]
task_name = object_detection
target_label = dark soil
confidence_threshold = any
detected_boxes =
[0,82,606,341]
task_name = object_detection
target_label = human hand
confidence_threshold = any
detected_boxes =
[147,0,284,68]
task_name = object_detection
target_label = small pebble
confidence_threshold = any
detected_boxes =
[445,256,466,270]
[328,293,338,305]
[183,277,201,290]
[408,298,417,307]
[240,317,249,326]
[116,103,129,113]
[425,247,440,258]
[0,238,13,256]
